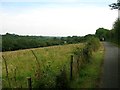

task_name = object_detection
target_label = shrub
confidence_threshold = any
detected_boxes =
[55,66,69,89]
[86,37,100,52]
[73,37,100,63]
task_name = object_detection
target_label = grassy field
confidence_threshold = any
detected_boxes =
[2,42,104,88]
[2,43,84,88]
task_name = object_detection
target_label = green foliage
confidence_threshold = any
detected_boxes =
[86,37,100,52]
[2,33,85,51]
[70,43,104,88]
[95,28,109,41]
[73,47,83,56]
[55,66,69,89]
[113,19,120,44]
[95,19,120,45]
[84,34,96,41]
[71,37,101,84]
[73,37,100,63]
[2,33,63,51]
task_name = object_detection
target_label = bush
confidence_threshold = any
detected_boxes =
[86,37,100,52]
[55,66,69,89]
[73,37,100,63]
[82,46,92,62]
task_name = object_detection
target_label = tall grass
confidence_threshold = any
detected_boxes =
[2,44,84,88]
[2,37,103,88]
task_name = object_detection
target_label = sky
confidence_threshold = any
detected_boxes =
[0,0,118,36]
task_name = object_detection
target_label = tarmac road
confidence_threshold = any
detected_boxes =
[100,42,119,88]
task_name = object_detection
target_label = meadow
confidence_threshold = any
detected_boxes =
[2,37,104,88]
[2,43,84,88]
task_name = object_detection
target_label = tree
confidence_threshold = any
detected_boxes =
[95,28,109,41]
[109,1,120,10]
[113,19,120,44]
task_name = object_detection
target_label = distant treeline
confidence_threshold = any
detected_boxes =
[1,33,95,51]
[95,18,120,45]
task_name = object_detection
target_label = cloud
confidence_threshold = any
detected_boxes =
[1,6,118,36]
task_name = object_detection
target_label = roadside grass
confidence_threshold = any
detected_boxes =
[70,43,104,88]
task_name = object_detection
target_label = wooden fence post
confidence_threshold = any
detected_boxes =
[27,77,32,90]
[70,55,73,80]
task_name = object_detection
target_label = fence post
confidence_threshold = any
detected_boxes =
[27,77,32,90]
[70,55,73,80]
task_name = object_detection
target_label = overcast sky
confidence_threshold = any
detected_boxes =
[0,0,118,36]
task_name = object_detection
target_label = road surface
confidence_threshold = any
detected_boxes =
[100,42,119,88]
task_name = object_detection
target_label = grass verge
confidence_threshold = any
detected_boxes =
[70,42,104,88]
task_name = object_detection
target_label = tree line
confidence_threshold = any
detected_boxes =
[95,18,120,45]
[2,33,92,52]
